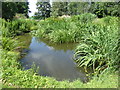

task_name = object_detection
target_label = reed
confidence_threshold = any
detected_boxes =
[74,17,119,73]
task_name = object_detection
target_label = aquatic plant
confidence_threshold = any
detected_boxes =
[32,13,97,44]
[1,14,119,88]
[74,17,119,73]
[1,37,19,51]
[1,50,118,88]
[31,14,119,73]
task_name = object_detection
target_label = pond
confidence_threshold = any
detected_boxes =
[19,34,88,82]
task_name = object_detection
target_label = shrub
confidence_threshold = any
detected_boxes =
[0,18,37,37]
[102,16,118,25]
[71,13,97,23]
[32,13,97,43]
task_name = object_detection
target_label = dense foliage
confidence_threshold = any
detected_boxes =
[32,13,97,43]
[34,2,51,19]
[74,17,119,73]
[2,2,29,20]
[35,2,120,19]
[1,16,118,88]
[1,1,119,88]
[32,14,119,75]
[89,2,120,18]
[51,2,69,17]
[51,2,90,17]
[0,18,37,37]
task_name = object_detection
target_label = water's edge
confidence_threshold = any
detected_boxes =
[18,34,88,82]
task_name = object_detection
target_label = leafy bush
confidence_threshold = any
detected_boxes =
[32,13,97,44]
[102,16,119,25]
[0,19,37,37]
[71,13,97,23]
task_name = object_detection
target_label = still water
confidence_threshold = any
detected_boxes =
[20,35,87,82]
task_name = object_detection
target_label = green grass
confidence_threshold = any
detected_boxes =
[0,18,37,37]
[1,50,118,88]
[1,14,119,88]
[1,35,118,88]
[31,13,97,44]
[32,14,119,73]
[74,22,119,73]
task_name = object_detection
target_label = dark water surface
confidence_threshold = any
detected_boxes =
[20,34,87,82]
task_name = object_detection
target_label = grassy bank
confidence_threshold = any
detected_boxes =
[1,18,37,37]
[1,14,119,88]
[1,50,118,88]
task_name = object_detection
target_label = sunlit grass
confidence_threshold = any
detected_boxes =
[74,23,119,73]
[1,14,119,88]
[31,13,97,44]
[2,50,118,88]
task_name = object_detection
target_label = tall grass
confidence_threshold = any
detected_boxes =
[1,13,119,88]
[31,14,119,73]
[31,13,97,44]
[0,18,37,37]
[74,17,119,73]
[1,50,118,88]
[1,37,19,51]
[71,13,97,23]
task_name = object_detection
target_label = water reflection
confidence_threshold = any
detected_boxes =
[20,36,87,82]
[35,38,78,52]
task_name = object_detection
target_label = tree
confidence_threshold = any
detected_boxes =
[35,2,51,19]
[16,2,29,18]
[51,2,119,18]
[51,2,68,17]
[51,2,90,17]
[0,1,2,18]
[89,2,120,18]
[68,2,90,15]
[2,2,17,20]
[2,2,29,20]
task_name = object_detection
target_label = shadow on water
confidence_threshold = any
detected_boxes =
[19,34,88,82]
[35,37,78,52]
[15,33,32,52]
